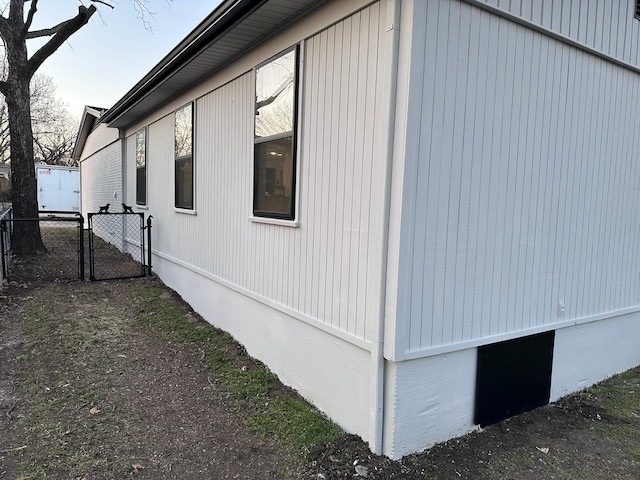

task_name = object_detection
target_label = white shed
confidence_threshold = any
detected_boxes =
[35,165,80,213]
[75,0,640,458]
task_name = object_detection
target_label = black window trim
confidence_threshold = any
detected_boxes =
[253,45,300,222]
[174,101,195,211]
[135,126,147,207]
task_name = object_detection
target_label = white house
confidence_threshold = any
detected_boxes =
[74,0,640,459]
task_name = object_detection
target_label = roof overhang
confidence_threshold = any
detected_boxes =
[101,0,328,129]
[72,106,107,161]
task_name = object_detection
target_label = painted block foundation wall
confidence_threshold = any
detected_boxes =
[76,0,640,459]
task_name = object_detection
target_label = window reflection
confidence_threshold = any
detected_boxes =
[135,128,146,206]
[254,48,297,219]
[175,104,193,210]
[255,49,295,139]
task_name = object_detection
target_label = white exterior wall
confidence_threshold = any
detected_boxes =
[153,254,372,439]
[387,0,640,358]
[90,0,640,458]
[125,1,388,348]
[383,349,478,459]
[121,0,390,440]
[471,0,640,69]
[80,140,122,218]
[551,311,640,401]
[81,122,120,159]
[380,0,640,457]
[79,122,124,249]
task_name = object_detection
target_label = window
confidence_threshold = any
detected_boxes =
[254,47,298,220]
[175,103,194,210]
[636,0,640,20]
[135,127,146,206]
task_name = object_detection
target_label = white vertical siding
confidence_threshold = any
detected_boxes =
[471,0,640,69]
[299,3,387,341]
[140,2,388,344]
[396,0,640,353]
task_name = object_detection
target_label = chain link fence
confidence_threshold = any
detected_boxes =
[0,207,12,282]
[1,212,84,283]
[0,207,151,284]
[88,212,148,281]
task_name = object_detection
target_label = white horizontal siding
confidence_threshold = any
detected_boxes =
[139,2,388,344]
[82,123,120,158]
[80,142,122,218]
[470,0,640,69]
[397,0,640,353]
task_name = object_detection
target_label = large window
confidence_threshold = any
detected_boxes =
[135,127,146,206]
[175,103,194,210]
[254,47,298,220]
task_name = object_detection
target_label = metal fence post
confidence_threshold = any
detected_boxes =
[88,213,95,281]
[77,214,85,280]
[0,219,6,280]
[146,215,153,276]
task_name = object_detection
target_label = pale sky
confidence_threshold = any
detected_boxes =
[28,1,222,119]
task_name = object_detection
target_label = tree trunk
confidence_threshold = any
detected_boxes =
[8,74,44,255]
[0,1,96,255]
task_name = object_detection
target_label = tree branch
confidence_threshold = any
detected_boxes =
[25,26,60,39]
[90,0,115,8]
[26,4,96,79]
[22,0,38,37]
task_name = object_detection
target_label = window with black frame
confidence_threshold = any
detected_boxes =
[254,47,298,220]
[175,103,194,210]
[135,127,146,206]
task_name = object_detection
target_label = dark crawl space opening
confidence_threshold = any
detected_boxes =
[474,330,555,426]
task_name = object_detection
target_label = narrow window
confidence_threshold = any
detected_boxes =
[636,0,640,20]
[175,103,194,210]
[135,127,146,206]
[254,47,298,220]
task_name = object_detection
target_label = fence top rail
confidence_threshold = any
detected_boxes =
[39,210,81,215]
[4,217,83,223]
[88,212,144,217]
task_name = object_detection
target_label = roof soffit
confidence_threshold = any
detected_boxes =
[103,0,327,129]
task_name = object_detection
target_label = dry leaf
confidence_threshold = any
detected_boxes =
[132,463,145,473]
[89,407,101,415]
[536,446,549,454]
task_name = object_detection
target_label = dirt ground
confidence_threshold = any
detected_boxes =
[1,250,640,479]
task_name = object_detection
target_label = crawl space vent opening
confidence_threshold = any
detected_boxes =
[474,331,555,426]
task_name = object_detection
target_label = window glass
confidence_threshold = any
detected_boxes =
[254,137,294,215]
[255,49,295,139]
[254,48,298,219]
[135,128,146,205]
[175,103,193,210]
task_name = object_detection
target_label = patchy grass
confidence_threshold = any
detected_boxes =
[3,271,640,480]
[133,281,343,454]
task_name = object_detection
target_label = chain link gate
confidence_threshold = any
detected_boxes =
[88,208,152,281]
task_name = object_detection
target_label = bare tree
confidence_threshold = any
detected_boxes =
[0,0,158,255]
[0,1,98,254]
[30,74,78,166]
[0,71,78,166]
